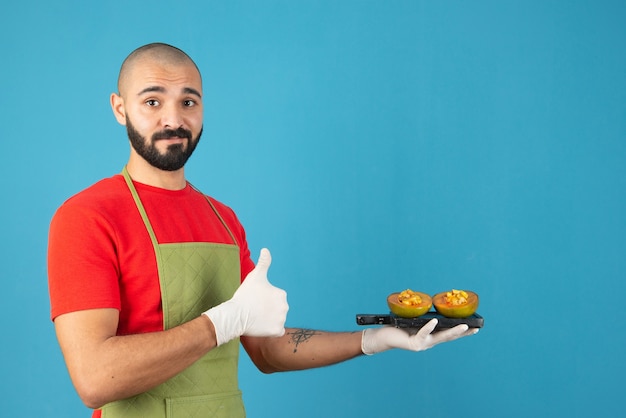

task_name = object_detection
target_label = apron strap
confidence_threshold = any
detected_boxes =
[204,193,238,246]
[121,166,160,251]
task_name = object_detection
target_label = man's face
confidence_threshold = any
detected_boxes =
[118,58,204,171]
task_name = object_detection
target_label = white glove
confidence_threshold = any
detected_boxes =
[361,318,478,355]
[203,248,289,346]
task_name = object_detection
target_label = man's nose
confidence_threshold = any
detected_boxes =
[160,104,184,129]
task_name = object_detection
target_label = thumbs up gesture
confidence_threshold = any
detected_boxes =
[204,248,289,346]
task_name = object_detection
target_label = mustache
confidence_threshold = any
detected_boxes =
[152,127,193,141]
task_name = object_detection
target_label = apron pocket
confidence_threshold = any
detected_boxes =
[166,390,245,418]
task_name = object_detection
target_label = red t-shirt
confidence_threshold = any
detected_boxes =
[48,174,255,336]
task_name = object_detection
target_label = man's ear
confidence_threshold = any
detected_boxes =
[110,93,127,126]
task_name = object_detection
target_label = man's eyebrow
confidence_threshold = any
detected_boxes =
[137,86,202,98]
[183,87,202,98]
[137,86,165,96]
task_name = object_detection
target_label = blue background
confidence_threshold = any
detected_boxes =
[2,1,625,417]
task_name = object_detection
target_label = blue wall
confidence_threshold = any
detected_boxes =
[2,1,624,416]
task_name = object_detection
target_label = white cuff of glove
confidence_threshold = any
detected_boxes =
[204,299,246,347]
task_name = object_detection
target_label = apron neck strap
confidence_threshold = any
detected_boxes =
[121,165,160,249]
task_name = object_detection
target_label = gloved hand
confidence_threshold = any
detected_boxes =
[361,318,478,355]
[203,248,289,346]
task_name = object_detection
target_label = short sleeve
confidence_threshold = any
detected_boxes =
[48,201,122,321]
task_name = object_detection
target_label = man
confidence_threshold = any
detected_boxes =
[48,43,477,418]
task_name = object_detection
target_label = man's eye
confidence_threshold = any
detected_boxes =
[183,100,196,107]
[146,99,160,106]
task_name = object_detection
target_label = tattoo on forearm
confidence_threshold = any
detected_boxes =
[287,329,321,353]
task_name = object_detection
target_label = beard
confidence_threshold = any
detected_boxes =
[126,117,202,171]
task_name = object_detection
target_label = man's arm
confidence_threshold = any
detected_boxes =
[242,320,478,374]
[54,308,217,409]
[241,328,364,373]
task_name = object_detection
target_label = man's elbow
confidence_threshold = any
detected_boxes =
[255,361,280,374]
[241,337,283,374]
[72,374,115,410]
[76,388,107,410]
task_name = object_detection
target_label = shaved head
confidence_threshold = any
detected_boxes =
[117,43,201,96]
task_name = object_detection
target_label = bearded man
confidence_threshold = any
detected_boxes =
[48,43,477,418]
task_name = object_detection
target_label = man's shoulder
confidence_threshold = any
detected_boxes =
[204,194,233,213]
[50,174,138,236]
[58,175,130,213]
[67,174,126,199]
[186,182,234,214]
[188,186,243,228]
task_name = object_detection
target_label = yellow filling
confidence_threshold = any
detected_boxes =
[398,289,423,306]
[445,289,469,306]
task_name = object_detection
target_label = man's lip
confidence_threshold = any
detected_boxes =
[157,136,187,141]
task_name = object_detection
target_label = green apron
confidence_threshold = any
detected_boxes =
[101,167,245,418]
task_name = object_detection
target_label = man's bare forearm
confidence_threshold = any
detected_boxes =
[242,327,364,373]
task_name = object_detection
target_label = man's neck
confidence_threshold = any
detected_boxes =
[126,157,187,190]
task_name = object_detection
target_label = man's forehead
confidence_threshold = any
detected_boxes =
[121,58,202,96]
